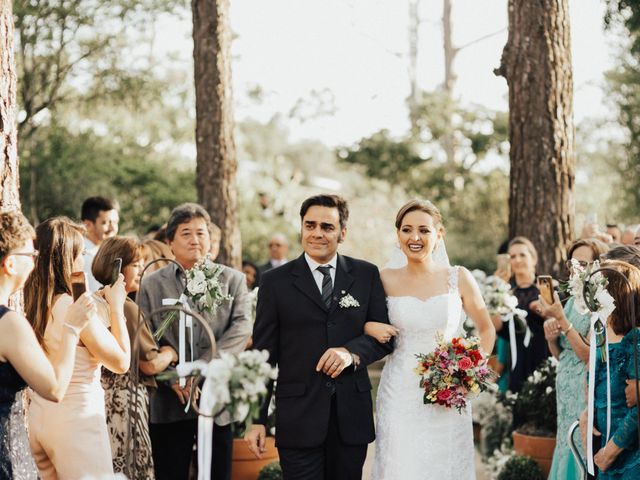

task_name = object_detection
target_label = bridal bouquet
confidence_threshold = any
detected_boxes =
[415,334,494,413]
[155,254,233,340]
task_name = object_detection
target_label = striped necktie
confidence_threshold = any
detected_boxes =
[316,265,333,308]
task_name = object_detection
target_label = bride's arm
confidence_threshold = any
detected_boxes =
[458,267,496,355]
[364,321,398,343]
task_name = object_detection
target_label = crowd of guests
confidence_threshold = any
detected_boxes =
[0,196,294,480]
[488,221,640,480]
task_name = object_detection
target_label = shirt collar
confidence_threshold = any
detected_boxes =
[304,253,338,272]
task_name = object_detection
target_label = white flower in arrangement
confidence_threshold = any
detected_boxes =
[177,349,278,425]
[339,291,360,309]
[562,259,615,318]
[184,254,234,313]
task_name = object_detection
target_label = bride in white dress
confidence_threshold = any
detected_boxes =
[366,200,495,480]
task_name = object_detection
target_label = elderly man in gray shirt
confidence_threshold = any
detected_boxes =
[138,203,251,480]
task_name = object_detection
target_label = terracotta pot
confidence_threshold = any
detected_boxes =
[232,437,279,480]
[512,430,556,476]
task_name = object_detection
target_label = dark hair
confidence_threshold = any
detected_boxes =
[568,238,609,262]
[81,196,120,222]
[299,194,349,229]
[166,203,211,241]
[394,199,444,230]
[92,236,142,286]
[600,260,640,335]
[242,260,260,289]
[24,217,85,347]
[0,211,35,261]
[508,236,538,264]
[601,245,640,269]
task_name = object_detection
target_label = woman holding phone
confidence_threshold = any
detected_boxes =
[0,212,94,479]
[490,236,550,398]
[24,217,130,479]
[92,236,178,479]
[539,238,609,480]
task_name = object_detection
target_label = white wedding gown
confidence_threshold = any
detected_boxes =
[372,266,475,480]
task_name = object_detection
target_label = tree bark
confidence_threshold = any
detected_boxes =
[192,0,241,268]
[495,0,575,276]
[442,0,457,167]
[1,0,20,213]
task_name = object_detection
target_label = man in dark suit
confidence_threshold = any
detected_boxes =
[259,233,290,273]
[245,194,393,480]
[138,203,251,480]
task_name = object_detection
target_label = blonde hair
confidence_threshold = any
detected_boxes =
[508,236,538,264]
[395,200,444,230]
[140,239,174,273]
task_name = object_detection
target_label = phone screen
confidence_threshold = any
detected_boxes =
[496,254,511,276]
[71,272,86,301]
[110,258,122,286]
[537,275,554,304]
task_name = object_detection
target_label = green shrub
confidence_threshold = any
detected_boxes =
[497,455,544,480]
[257,461,282,480]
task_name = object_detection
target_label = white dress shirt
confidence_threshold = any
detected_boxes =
[304,253,337,294]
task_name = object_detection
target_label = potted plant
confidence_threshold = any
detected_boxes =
[497,455,545,480]
[505,357,557,475]
[231,396,278,480]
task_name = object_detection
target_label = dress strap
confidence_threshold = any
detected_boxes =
[447,266,459,293]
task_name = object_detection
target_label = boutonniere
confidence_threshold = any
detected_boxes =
[339,291,360,309]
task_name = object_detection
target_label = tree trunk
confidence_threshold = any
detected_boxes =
[495,0,575,276]
[1,0,20,212]
[407,0,421,135]
[441,0,457,167]
[1,0,23,311]
[192,0,241,269]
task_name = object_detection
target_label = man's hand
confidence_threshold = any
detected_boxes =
[244,424,267,459]
[316,347,352,378]
[171,381,188,405]
[625,379,639,407]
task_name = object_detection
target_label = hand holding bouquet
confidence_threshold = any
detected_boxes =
[415,334,495,413]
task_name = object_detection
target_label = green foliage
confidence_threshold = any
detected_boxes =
[257,462,283,480]
[505,358,557,437]
[19,123,196,232]
[497,455,545,480]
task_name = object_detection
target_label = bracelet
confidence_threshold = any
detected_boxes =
[63,322,82,337]
[561,323,574,336]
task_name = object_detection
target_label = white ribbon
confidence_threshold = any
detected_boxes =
[163,294,194,412]
[586,312,612,475]
[197,376,215,480]
[502,312,532,370]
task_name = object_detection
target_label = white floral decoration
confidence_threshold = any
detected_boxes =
[338,291,360,308]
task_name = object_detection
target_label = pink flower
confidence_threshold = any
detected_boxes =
[457,357,473,370]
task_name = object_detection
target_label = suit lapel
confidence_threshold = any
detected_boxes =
[292,254,329,312]
[330,254,354,315]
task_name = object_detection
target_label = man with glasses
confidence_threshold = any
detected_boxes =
[259,233,289,273]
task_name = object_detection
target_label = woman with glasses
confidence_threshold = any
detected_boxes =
[92,236,177,479]
[24,217,130,479]
[0,212,94,479]
[539,238,609,480]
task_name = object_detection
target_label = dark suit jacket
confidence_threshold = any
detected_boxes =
[137,262,252,424]
[258,260,277,274]
[252,253,393,448]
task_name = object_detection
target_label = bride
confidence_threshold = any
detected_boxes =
[366,199,495,480]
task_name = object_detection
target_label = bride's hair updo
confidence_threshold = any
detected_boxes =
[395,200,444,231]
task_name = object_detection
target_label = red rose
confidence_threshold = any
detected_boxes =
[437,389,453,402]
[457,357,473,370]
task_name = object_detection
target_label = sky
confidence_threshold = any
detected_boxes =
[156,0,616,148]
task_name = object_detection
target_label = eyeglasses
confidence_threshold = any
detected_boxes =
[11,250,39,258]
[565,259,591,270]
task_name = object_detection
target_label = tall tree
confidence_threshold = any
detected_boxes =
[192,0,241,268]
[1,0,19,212]
[495,0,575,275]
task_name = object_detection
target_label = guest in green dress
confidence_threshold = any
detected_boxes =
[580,260,640,480]
[540,238,609,480]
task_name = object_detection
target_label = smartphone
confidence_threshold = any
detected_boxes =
[70,272,86,301]
[537,275,554,304]
[110,258,122,286]
[496,254,511,277]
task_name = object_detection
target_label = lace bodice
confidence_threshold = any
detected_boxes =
[372,267,475,480]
